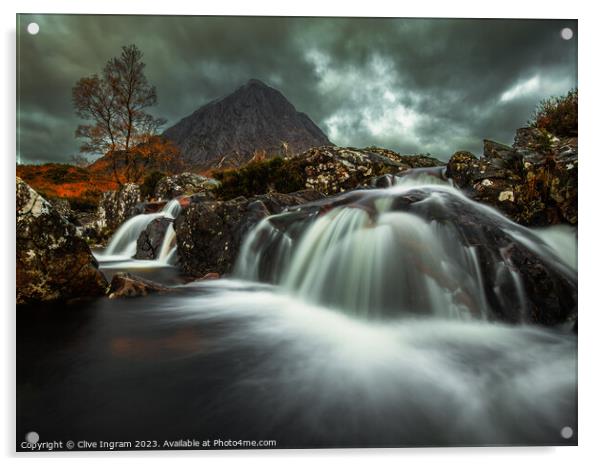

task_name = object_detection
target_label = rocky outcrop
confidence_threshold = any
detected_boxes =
[446,127,577,226]
[163,79,333,169]
[135,217,173,260]
[128,200,168,217]
[96,183,141,232]
[390,188,577,325]
[108,272,170,299]
[154,172,218,200]
[297,146,444,195]
[239,187,576,326]
[50,198,76,223]
[175,190,324,277]
[16,178,108,304]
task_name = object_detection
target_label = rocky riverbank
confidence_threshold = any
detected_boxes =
[15,124,578,312]
[16,178,108,304]
[447,127,577,226]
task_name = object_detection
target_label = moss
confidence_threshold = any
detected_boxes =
[69,190,101,212]
[214,156,308,200]
[140,171,166,200]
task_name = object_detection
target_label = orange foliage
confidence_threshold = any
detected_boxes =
[17,164,116,195]
[87,136,183,185]
[17,138,186,208]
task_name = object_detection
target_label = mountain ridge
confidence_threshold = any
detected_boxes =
[162,79,333,169]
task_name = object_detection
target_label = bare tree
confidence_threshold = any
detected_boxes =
[72,44,169,185]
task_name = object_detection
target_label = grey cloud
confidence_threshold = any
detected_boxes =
[17,15,577,164]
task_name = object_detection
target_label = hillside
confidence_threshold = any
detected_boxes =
[163,79,333,169]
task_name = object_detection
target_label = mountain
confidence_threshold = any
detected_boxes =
[162,79,333,169]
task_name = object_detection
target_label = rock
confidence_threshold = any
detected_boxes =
[162,79,334,169]
[129,200,168,216]
[50,198,76,223]
[108,272,170,298]
[483,139,513,159]
[96,183,141,232]
[445,128,577,226]
[199,272,220,280]
[175,190,324,277]
[240,187,576,326]
[135,217,173,260]
[514,127,560,152]
[154,172,218,200]
[446,151,481,189]
[16,178,108,304]
[396,189,577,325]
[297,146,445,195]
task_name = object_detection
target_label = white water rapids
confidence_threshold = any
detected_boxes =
[96,199,181,266]
[91,168,577,445]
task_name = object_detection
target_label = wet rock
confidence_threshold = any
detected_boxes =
[370,174,398,188]
[96,183,141,232]
[446,151,481,189]
[297,146,444,195]
[199,272,220,280]
[175,190,324,277]
[154,172,218,200]
[16,178,108,305]
[135,217,173,260]
[242,187,576,326]
[446,128,577,226]
[108,272,170,299]
[390,188,576,325]
[129,200,168,216]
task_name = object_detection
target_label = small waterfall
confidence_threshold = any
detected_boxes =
[162,199,182,218]
[100,199,181,261]
[157,223,177,264]
[532,225,577,271]
[235,175,577,322]
[260,206,487,319]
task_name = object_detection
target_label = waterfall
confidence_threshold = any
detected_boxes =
[156,223,178,264]
[100,199,181,261]
[235,175,577,321]
[79,167,576,444]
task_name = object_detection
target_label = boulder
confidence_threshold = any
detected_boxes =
[483,139,514,159]
[445,128,577,226]
[390,188,577,325]
[96,183,141,232]
[154,172,218,200]
[16,178,108,304]
[108,272,170,299]
[239,187,576,326]
[175,189,323,277]
[50,198,76,223]
[298,146,444,195]
[135,217,173,260]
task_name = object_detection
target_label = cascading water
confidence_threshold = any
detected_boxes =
[157,223,178,264]
[98,199,181,263]
[68,166,576,446]
[235,168,576,322]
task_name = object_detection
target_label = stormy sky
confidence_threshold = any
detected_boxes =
[17,15,577,164]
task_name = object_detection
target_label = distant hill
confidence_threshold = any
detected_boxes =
[162,79,333,169]
[16,163,118,209]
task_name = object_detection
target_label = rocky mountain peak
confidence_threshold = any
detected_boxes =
[163,80,333,169]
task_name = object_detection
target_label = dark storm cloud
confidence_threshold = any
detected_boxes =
[17,15,577,164]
